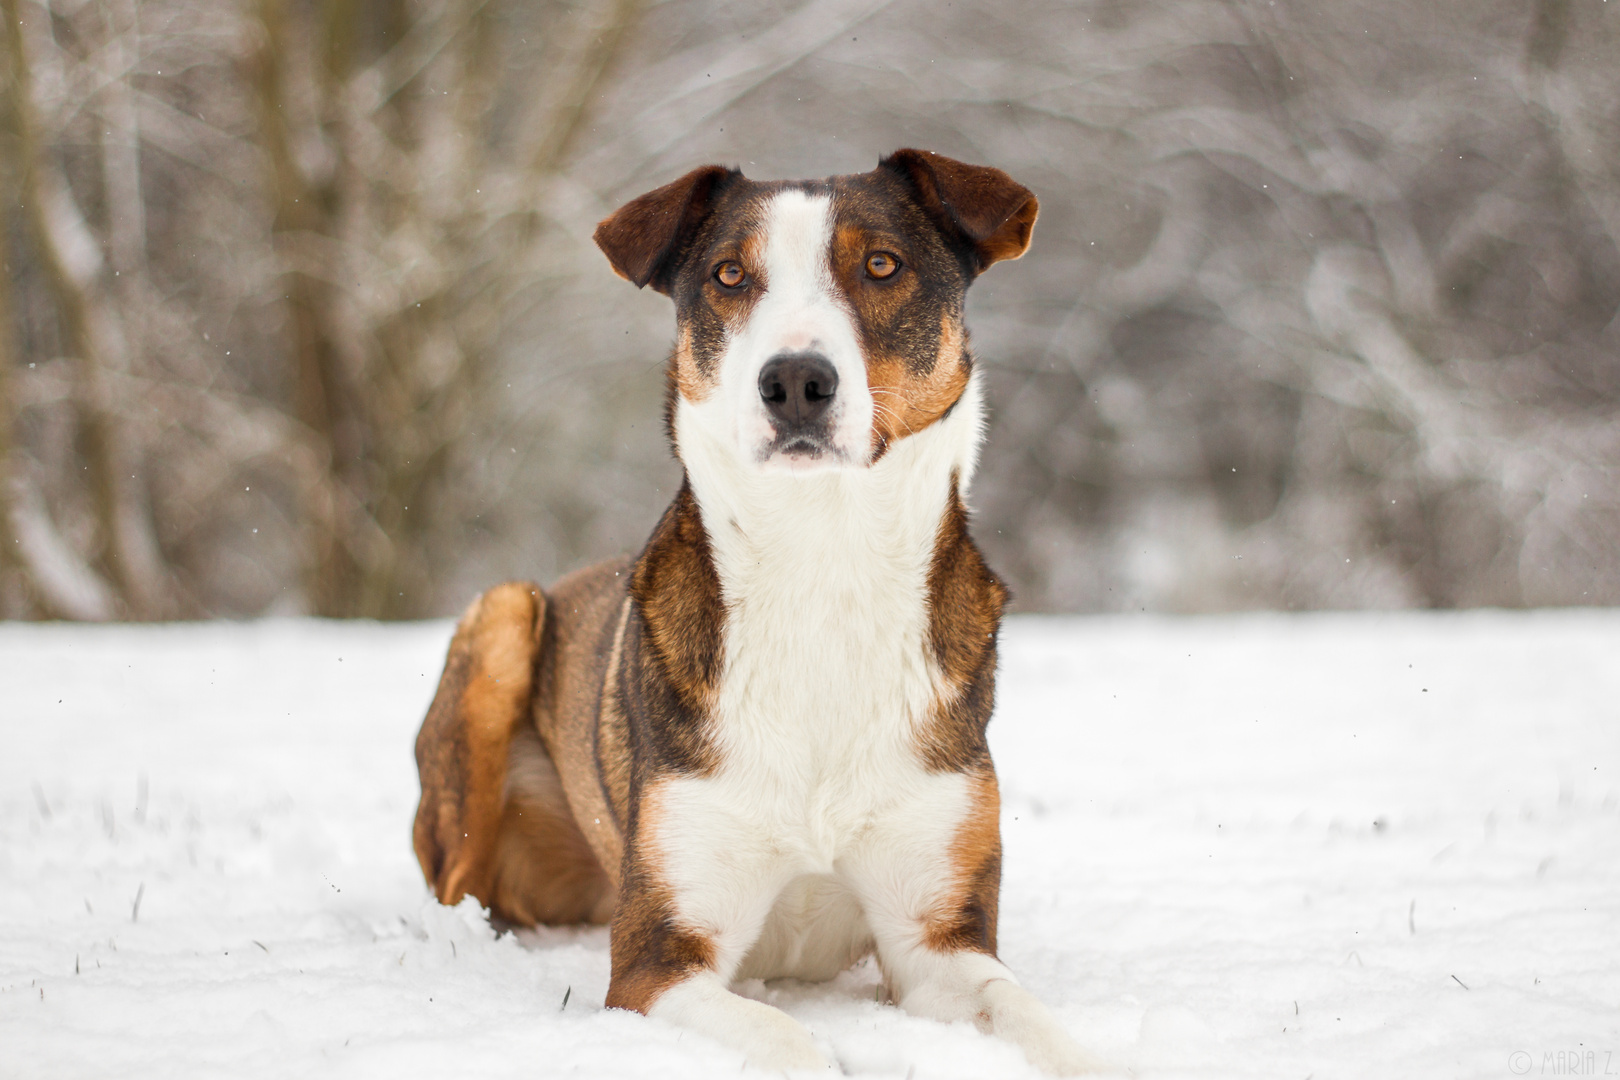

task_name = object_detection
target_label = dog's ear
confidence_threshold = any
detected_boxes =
[880,149,1038,275]
[594,165,738,294]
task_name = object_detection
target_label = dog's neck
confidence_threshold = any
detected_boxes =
[664,373,985,756]
[674,373,984,607]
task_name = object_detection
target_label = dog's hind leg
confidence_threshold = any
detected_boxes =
[413,581,613,925]
[412,582,547,911]
[489,725,614,925]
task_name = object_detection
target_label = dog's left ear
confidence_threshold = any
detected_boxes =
[594,165,739,294]
[880,149,1038,275]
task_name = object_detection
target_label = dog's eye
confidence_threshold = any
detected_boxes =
[865,252,900,280]
[715,262,747,288]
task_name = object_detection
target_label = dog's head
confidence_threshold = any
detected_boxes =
[594,150,1037,472]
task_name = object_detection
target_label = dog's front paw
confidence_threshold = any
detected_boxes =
[740,1020,831,1073]
[648,972,832,1072]
[711,1000,832,1072]
[980,979,1109,1076]
[1021,1036,1109,1077]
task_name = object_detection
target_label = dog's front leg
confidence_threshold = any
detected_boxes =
[880,945,1102,1076]
[847,770,1102,1076]
[606,785,829,1071]
[646,968,828,1071]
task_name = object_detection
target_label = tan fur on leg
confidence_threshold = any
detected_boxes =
[489,727,616,925]
[412,582,545,907]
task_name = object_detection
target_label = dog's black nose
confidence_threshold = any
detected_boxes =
[758,352,839,429]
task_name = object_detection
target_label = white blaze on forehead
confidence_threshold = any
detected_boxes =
[748,189,866,367]
[713,188,870,463]
[680,187,872,470]
[756,189,836,343]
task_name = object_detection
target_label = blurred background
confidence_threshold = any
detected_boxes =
[1,0,1617,621]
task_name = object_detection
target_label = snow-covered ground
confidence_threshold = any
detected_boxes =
[3,612,1617,1079]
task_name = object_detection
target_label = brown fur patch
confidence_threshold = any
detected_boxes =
[914,480,1008,772]
[671,325,709,404]
[593,166,739,293]
[489,727,615,925]
[921,768,1002,955]
[738,227,767,288]
[879,149,1039,273]
[592,598,635,836]
[672,195,771,404]
[412,582,545,907]
[825,172,981,454]
[863,308,971,453]
[599,491,731,1010]
[530,557,636,891]
[605,783,718,1013]
[628,482,725,730]
[605,888,716,1012]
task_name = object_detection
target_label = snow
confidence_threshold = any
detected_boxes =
[3,611,1617,1079]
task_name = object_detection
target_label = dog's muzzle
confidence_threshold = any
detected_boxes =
[758,351,838,457]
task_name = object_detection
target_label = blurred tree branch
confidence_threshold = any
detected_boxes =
[1,0,1615,619]
[3,0,152,617]
[245,0,646,617]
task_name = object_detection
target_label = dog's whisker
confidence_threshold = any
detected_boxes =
[869,400,917,436]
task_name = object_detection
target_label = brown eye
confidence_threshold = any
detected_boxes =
[715,261,746,288]
[865,252,900,280]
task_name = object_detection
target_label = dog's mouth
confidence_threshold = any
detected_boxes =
[756,426,852,468]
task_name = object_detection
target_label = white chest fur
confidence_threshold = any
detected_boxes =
[650,376,987,972]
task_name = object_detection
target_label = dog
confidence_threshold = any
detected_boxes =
[412,149,1096,1074]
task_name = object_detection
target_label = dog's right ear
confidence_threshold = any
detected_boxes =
[880,149,1038,277]
[594,165,738,295]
